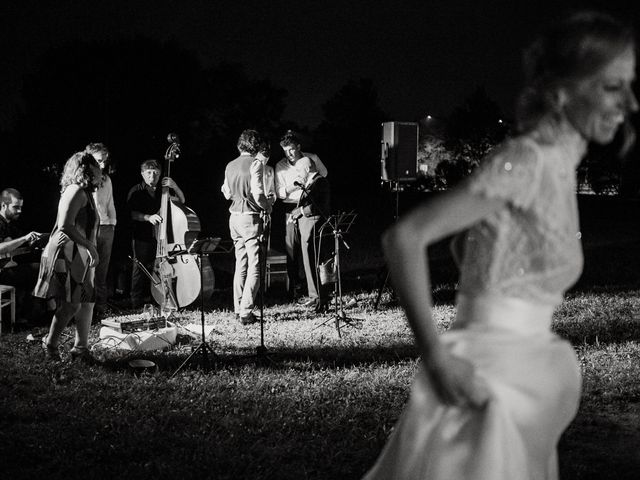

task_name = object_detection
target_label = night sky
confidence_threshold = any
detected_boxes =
[1,0,637,132]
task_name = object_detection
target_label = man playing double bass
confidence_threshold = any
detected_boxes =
[0,188,47,323]
[221,130,271,325]
[126,160,185,309]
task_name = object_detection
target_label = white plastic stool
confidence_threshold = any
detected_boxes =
[0,285,16,335]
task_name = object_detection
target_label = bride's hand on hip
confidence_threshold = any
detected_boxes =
[424,348,490,409]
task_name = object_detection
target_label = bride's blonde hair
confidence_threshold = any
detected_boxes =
[516,10,635,136]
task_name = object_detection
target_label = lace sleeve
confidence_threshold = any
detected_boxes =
[466,138,543,210]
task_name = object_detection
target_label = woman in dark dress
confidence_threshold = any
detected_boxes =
[35,151,101,362]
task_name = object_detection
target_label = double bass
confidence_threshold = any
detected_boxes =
[151,134,214,311]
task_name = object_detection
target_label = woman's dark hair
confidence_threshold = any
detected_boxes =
[516,10,636,132]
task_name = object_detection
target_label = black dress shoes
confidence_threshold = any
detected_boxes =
[314,300,330,314]
[240,312,259,325]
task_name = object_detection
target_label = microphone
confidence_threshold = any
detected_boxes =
[167,132,180,145]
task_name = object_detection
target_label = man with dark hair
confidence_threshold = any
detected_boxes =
[275,130,328,302]
[126,160,185,309]
[221,130,271,325]
[0,188,46,323]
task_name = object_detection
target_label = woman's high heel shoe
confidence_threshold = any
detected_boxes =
[70,346,96,364]
[41,336,62,362]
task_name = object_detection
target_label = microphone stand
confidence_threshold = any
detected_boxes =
[313,211,360,337]
[252,212,277,365]
[171,237,220,377]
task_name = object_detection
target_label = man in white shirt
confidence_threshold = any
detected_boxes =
[274,130,328,302]
[221,130,271,324]
[289,157,331,312]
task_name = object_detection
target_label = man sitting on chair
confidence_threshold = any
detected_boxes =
[289,158,331,313]
[0,188,46,324]
[221,130,272,325]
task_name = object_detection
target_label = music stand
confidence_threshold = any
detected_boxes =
[171,237,221,377]
[313,211,361,337]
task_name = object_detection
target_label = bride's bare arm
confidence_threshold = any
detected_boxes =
[382,184,503,407]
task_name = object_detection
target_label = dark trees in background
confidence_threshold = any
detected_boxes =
[10,37,207,234]
[185,61,288,233]
[5,37,397,276]
[441,86,509,185]
[414,87,508,191]
[313,78,387,213]
[7,33,636,283]
[7,38,290,240]
[437,86,640,196]
[197,62,287,151]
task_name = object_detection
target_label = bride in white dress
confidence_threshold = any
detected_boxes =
[363,11,638,480]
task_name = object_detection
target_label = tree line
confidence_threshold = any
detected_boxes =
[2,36,637,244]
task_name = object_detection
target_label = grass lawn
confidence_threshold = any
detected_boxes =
[1,195,639,479]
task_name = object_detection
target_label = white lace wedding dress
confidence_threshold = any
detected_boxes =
[363,126,586,480]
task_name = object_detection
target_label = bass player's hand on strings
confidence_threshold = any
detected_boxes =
[146,214,163,225]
